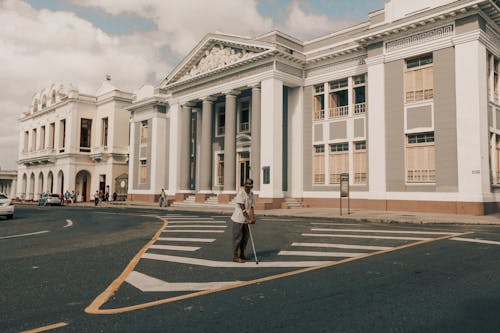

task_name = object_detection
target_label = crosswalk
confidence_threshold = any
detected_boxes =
[125,214,460,294]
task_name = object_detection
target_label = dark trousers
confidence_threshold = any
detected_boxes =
[232,222,249,257]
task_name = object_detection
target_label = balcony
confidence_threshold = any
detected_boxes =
[405,89,434,103]
[19,148,56,165]
[313,109,324,121]
[329,105,349,118]
[239,122,250,132]
[354,103,367,114]
[90,146,109,161]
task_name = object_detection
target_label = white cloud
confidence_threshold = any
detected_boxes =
[281,1,360,41]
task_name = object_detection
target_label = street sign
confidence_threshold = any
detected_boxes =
[339,173,350,216]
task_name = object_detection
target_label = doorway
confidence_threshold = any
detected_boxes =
[238,151,250,187]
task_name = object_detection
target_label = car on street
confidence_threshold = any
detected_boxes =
[38,193,63,206]
[0,193,14,219]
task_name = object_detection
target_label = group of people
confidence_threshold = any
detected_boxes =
[93,186,118,206]
[56,190,76,204]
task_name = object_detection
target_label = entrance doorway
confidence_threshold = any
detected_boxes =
[238,151,250,187]
[75,170,91,202]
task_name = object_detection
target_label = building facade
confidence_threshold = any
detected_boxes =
[0,170,17,198]
[128,0,500,214]
[17,78,133,202]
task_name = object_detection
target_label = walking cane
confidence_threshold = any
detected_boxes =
[248,223,259,265]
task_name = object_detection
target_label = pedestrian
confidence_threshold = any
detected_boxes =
[65,190,71,204]
[159,188,166,207]
[71,190,76,203]
[105,185,110,202]
[94,190,99,206]
[230,178,256,263]
[112,192,117,201]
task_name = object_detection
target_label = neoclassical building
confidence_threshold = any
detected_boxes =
[127,0,499,214]
[17,77,132,201]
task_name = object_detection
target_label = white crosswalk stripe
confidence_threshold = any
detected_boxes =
[150,244,200,251]
[167,217,214,220]
[310,228,453,235]
[292,242,393,251]
[278,250,367,258]
[167,225,227,228]
[302,233,430,240]
[162,230,225,233]
[167,220,226,224]
[158,237,216,242]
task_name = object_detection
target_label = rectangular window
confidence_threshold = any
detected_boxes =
[216,106,226,136]
[329,143,349,184]
[406,132,435,183]
[329,78,349,118]
[494,58,499,103]
[313,145,325,184]
[24,131,29,152]
[238,100,250,132]
[32,128,37,152]
[313,85,325,121]
[353,74,367,114]
[59,119,66,152]
[405,54,434,103]
[40,126,46,150]
[217,154,224,186]
[354,141,367,184]
[139,159,147,184]
[140,120,148,145]
[102,118,109,147]
[49,123,55,149]
[80,118,92,152]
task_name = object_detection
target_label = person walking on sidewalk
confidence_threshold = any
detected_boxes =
[94,190,99,206]
[159,189,166,207]
[231,178,256,263]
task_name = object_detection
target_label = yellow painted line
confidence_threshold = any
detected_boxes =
[85,216,168,314]
[20,322,68,333]
[85,221,472,315]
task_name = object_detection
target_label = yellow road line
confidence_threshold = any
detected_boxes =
[85,224,472,315]
[20,322,68,333]
[85,216,168,314]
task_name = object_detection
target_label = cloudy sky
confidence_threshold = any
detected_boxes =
[0,0,384,170]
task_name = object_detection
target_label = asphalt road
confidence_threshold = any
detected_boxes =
[1,206,500,332]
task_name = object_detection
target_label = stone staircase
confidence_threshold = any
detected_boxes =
[282,198,304,209]
[171,195,234,209]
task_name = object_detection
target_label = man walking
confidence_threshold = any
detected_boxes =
[159,188,166,207]
[231,178,256,263]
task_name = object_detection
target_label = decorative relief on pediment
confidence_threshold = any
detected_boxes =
[180,44,258,81]
[385,24,454,53]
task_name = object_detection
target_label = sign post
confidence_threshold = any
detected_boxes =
[339,173,350,216]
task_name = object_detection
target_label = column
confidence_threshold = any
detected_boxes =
[223,93,237,193]
[455,39,489,204]
[179,104,192,191]
[366,51,386,199]
[199,97,215,192]
[250,86,261,191]
[259,78,283,198]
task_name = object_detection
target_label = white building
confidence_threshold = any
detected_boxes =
[127,0,500,215]
[0,170,17,198]
[17,77,133,202]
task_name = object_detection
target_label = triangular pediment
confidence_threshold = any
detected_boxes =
[163,34,274,87]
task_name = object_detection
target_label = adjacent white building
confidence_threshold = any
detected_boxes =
[17,77,133,202]
[126,0,500,215]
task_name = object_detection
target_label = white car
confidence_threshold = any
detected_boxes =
[0,193,14,219]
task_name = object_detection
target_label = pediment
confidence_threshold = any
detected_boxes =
[164,35,273,86]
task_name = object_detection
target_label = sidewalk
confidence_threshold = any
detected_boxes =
[50,200,500,226]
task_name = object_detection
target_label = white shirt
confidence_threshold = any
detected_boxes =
[231,189,254,223]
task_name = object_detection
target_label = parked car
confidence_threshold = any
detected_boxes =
[0,193,14,219]
[38,193,63,206]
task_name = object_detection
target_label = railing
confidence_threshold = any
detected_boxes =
[217,176,224,186]
[329,173,341,184]
[239,122,250,132]
[354,103,367,114]
[354,172,367,183]
[313,109,324,121]
[405,89,434,103]
[329,105,349,118]
[313,173,325,184]
[407,169,436,183]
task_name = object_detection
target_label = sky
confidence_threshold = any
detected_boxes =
[0,0,385,170]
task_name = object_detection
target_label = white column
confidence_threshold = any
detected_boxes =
[259,78,284,198]
[168,103,180,195]
[179,104,192,191]
[455,39,489,200]
[288,87,304,197]
[223,93,237,193]
[250,86,261,191]
[200,97,215,192]
[366,56,386,197]
[128,118,135,193]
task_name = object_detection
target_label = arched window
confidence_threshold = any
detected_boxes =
[42,95,47,108]
[51,90,56,104]
[33,99,38,112]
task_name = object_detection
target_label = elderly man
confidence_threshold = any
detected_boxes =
[231,178,256,263]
